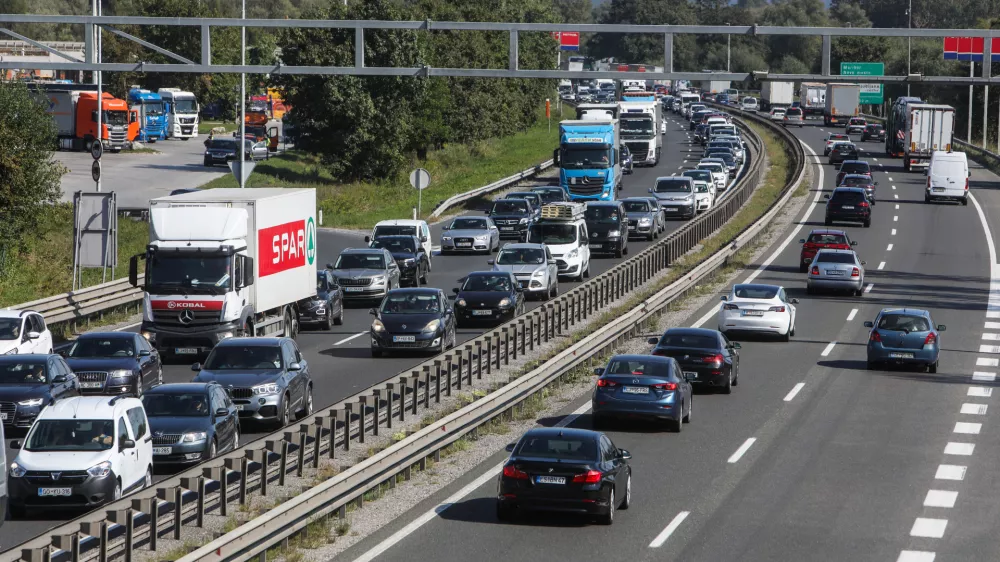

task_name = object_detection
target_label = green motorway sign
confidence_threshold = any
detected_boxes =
[840,62,884,105]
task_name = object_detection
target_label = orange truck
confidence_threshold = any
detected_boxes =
[38,87,138,152]
[266,88,290,120]
[245,95,269,127]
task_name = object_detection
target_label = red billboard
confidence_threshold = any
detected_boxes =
[550,31,580,51]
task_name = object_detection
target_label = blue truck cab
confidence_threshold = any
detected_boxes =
[555,119,621,202]
[127,88,167,142]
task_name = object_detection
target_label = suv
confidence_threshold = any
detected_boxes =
[829,142,860,165]
[649,177,697,220]
[505,192,544,221]
[861,123,886,142]
[584,201,629,258]
[0,310,54,356]
[0,354,79,430]
[62,332,163,397]
[489,243,559,300]
[329,248,401,302]
[488,199,536,241]
[370,235,430,287]
[783,107,805,127]
[836,160,873,187]
[367,220,433,271]
[824,187,871,228]
[846,117,868,135]
[8,395,152,516]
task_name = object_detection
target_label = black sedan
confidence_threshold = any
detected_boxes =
[298,269,345,330]
[496,427,631,525]
[620,144,634,175]
[0,355,78,430]
[453,272,525,327]
[370,235,429,287]
[142,382,240,465]
[62,332,162,397]
[370,288,457,357]
[648,328,741,394]
[828,142,859,165]
[531,186,570,204]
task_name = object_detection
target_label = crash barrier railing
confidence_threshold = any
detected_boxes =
[427,159,556,220]
[4,277,142,327]
[4,107,789,562]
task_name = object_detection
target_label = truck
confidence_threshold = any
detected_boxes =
[554,119,621,202]
[126,88,167,143]
[35,86,138,152]
[619,97,662,166]
[760,81,794,111]
[576,103,620,120]
[824,83,861,127]
[158,88,200,139]
[699,80,731,95]
[885,96,925,158]
[526,203,592,281]
[799,82,827,118]
[889,103,955,171]
[128,188,317,359]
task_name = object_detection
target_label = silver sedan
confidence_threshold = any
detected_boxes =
[441,216,500,254]
[806,249,866,296]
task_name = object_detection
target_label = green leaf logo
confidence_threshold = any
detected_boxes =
[306,217,316,265]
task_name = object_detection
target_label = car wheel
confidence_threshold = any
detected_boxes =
[855,287,864,296]
[732,365,739,386]
[647,231,655,242]
[668,413,683,433]
[683,395,693,422]
[925,196,932,204]
[8,504,26,519]
[928,362,938,374]
[799,263,808,273]
[133,377,143,398]
[334,306,344,326]
[867,360,877,370]
[722,371,733,394]
[863,220,871,228]
[781,329,791,342]
[599,489,615,525]
[420,264,429,285]
[299,386,314,418]
[615,246,623,258]
[208,440,217,460]
[550,283,558,299]
[621,471,632,509]
[962,197,969,206]
[496,501,513,522]
[323,309,333,331]
[279,395,291,427]
[583,263,590,279]
[113,481,122,501]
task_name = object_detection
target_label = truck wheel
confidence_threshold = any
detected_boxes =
[283,309,295,338]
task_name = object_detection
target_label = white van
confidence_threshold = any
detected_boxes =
[926,151,970,206]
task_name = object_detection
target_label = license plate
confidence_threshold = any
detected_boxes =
[622,386,649,394]
[472,310,493,316]
[456,242,472,247]
[393,335,416,343]
[500,227,514,231]
[236,404,245,411]
[175,348,198,355]
[591,243,602,249]
[80,381,103,389]
[683,371,698,379]
[535,476,566,485]
[665,208,678,212]
[628,225,636,230]
[153,447,172,455]
[933,188,944,192]
[0,413,7,421]
[741,310,764,317]
[826,270,845,276]
[344,287,365,292]
[842,205,854,210]
[889,352,915,359]
[38,488,72,497]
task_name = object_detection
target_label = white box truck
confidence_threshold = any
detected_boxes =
[799,82,827,118]
[761,81,794,111]
[699,80,731,95]
[129,188,318,358]
[824,83,861,127]
[903,104,955,172]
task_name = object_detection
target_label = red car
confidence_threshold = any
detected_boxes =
[798,229,857,272]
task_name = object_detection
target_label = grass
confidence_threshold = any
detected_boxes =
[0,204,150,309]
[159,540,202,561]
[199,120,237,135]
[197,105,559,229]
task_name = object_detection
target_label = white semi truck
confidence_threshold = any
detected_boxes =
[902,104,956,172]
[129,188,317,358]
[618,97,662,166]
[158,88,200,139]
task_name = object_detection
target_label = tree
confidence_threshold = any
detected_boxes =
[553,0,592,23]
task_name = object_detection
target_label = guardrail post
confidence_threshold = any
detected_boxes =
[171,487,183,539]
[344,403,355,449]
[398,377,408,422]
[432,362,442,402]
[493,332,502,370]
[297,431,307,477]
[205,466,226,517]
[519,319,526,355]
[357,398,368,444]
[279,440,289,485]
[249,449,268,496]
[372,391,383,437]
[421,366,431,408]
[511,323,518,360]
[53,532,80,562]
[197,478,206,526]
[98,520,108,562]
[453,354,462,391]
[475,341,483,379]
[502,328,510,365]
[239,457,248,505]
[465,345,474,384]
[484,338,493,374]
[410,373,420,415]
[312,421,323,464]
[137,496,158,549]
[443,357,453,395]
[384,386,394,429]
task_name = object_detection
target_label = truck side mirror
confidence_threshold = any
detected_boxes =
[128,254,144,288]
[242,256,255,287]
[552,148,560,166]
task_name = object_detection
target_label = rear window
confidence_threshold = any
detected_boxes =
[841,176,872,187]
[829,134,849,141]
[813,252,856,264]
[877,314,930,332]
[841,163,870,174]
[808,233,848,244]
[733,285,778,299]
[867,124,884,131]
[831,190,866,203]
[657,333,718,349]
[515,436,598,461]
[786,108,803,116]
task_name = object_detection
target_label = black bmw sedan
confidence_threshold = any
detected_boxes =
[649,327,741,394]
[370,288,457,357]
[62,332,162,397]
[453,272,525,327]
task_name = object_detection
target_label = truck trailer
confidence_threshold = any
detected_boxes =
[555,119,622,202]
[35,87,138,152]
[799,82,827,117]
[158,88,200,139]
[824,83,861,126]
[760,81,794,111]
[894,103,956,171]
[128,88,167,143]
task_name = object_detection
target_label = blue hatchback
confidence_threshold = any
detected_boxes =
[591,354,693,432]
[864,308,946,373]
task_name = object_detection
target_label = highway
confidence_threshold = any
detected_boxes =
[332,121,1000,562]
[0,113,728,545]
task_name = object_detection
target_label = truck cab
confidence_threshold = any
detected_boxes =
[127,88,167,143]
[158,88,199,139]
[619,95,662,166]
[526,203,591,281]
[555,119,621,202]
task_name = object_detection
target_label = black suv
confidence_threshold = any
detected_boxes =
[584,201,629,257]
[861,123,886,142]
[824,187,871,228]
[488,199,535,241]
[370,235,430,287]
[829,142,860,165]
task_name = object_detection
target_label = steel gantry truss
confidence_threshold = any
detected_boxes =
[0,15,998,84]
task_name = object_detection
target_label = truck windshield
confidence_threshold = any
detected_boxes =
[560,147,611,169]
[144,101,164,115]
[620,117,654,138]
[104,110,129,126]
[147,254,231,292]
[174,99,198,113]
[528,224,577,245]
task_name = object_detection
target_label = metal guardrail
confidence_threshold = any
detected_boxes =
[428,160,555,220]
[4,277,141,327]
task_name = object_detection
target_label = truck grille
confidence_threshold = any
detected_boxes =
[625,141,648,157]
[180,117,196,124]
[567,183,603,196]
[227,387,253,399]
[108,129,128,146]
[152,309,221,328]
[0,402,14,425]
[338,278,373,287]
[152,434,181,445]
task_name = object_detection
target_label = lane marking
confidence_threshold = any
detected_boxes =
[968,387,992,397]
[894,193,899,199]
[895,204,900,210]
[821,342,837,356]
[335,332,367,346]
[972,371,997,381]
[979,344,1000,353]
[954,422,982,434]
[649,511,691,548]
[960,403,988,415]
[847,308,858,321]
[892,185,897,190]
[944,442,975,455]
[878,261,886,270]
[889,176,895,182]
[727,438,757,463]
[975,357,998,366]
[864,283,874,293]
[893,215,899,221]
[910,518,948,538]
[924,490,958,508]
[783,383,805,402]
[892,228,897,235]
[983,333,1000,340]
[969,193,1000,320]
[935,465,967,480]
[985,321,1000,329]
[886,243,894,251]
[897,552,936,562]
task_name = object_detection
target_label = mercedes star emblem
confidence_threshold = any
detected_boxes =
[548,468,554,473]
[178,309,195,324]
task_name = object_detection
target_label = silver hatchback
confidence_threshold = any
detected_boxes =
[806,249,866,296]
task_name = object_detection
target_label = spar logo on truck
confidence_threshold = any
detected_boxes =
[259,217,316,277]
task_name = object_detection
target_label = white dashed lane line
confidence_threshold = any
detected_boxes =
[954,422,982,434]
[783,383,805,402]
[924,490,958,508]
[727,438,757,464]
[847,308,858,321]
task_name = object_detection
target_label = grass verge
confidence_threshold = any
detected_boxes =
[197,106,560,229]
[199,120,236,135]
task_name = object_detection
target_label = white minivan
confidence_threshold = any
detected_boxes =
[926,151,970,206]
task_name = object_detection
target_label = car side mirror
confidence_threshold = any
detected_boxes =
[648,188,654,193]
[618,449,632,460]
[548,260,557,265]
[593,367,605,377]
[288,362,302,371]
[860,261,867,266]
[731,342,742,349]
[515,286,523,292]
[139,349,151,357]
[937,325,947,331]
[720,296,728,301]
[57,349,67,357]
[452,287,460,294]
[442,225,450,231]
[505,442,517,453]
[789,298,799,304]
[120,439,136,451]
[191,362,202,372]
[863,321,874,328]
[798,239,805,244]
[421,236,429,242]
[369,308,378,315]
[874,182,879,185]
[824,194,830,199]
[364,235,371,243]
[487,259,496,265]
[10,441,21,450]
[851,241,858,246]
[215,408,229,417]
[27,331,40,340]
[647,337,659,345]
[52,375,67,384]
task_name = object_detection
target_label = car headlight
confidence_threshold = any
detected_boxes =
[456,298,467,307]
[532,270,546,277]
[475,235,488,241]
[372,319,385,333]
[18,398,43,407]
[252,383,280,396]
[372,275,386,285]
[422,319,441,333]
[608,230,621,237]
[402,258,415,267]
[10,462,26,478]
[108,369,133,380]
[638,217,652,226]
[683,195,694,203]
[519,218,528,224]
[567,248,579,259]
[181,432,208,443]
[498,298,512,308]
[87,461,112,478]
[442,236,452,242]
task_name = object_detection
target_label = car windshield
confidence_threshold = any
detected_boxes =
[733,285,779,299]
[381,293,440,314]
[497,248,545,265]
[808,233,848,244]
[373,225,417,237]
[560,147,612,169]
[623,201,650,212]
[463,275,513,292]
[450,218,488,230]
[491,201,528,214]
[335,254,385,270]
[0,318,21,341]
[174,99,198,113]
[814,253,856,264]
[0,362,47,384]
[657,334,717,348]
[143,101,164,115]
[515,435,598,461]
[605,358,672,377]
[655,179,692,193]
[684,171,712,183]
[371,238,417,253]
[67,337,135,358]
[877,314,930,332]
[695,183,710,193]
[25,420,116,452]
[317,275,332,291]
[585,205,621,223]
[534,189,564,203]
[841,176,872,187]
[529,223,577,244]
[841,163,869,174]
[209,139,237,150]
[204,345,282,370]
[142,393,210,417]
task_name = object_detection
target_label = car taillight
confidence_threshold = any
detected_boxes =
[966,178,970,191]
[596,378,617,387]
[703,354,724,364]
[723,303,739,310]
[572,470,603,484]
[927,176,931,188]
[851,267,860,277]
[769,306,786,312]
[803,242,817,250]
[924,333,937,345]
[503,465,529,480]
[651,382,678,391]
[870,331,881,342]
[858,201,870,208]
[811,266,820,275]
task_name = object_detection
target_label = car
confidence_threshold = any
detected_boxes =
[823,133,851,155]
[835,160,873,187]
[824,187,871,227]
[369,288,456,357]
[584,201,628,258]
[0,354,78,430]
[203,138,268,166]
[828,142,860,165]
[531,186,570,204]
[741,97,759,111]
[621,198,660,240]
[592,354,693,432]
[8,395,152,516]
[718,284,798,341]
[368,220,433,268]
[504,192,544,221]
[861,123,886,142]
[62,332,162,397]
[660,120,667,135]
[496,427,631,525]
[707,139,742,163]
[703,154,736,178]
[489,243,559,300]
[698,162,728,192]
[689,110,710,130]
[453,272,525,327]
[798,229,857,273]
[769,107,786,122]
[488,198,536,242]
[620,144,634,175]
[329,248,401,302]
[648,328,741,393]
[926,151,970,205]
[864,308,946,372]
[807,249,866,296]
[648,177,696,220]
[705,149,737,172]
[370,235,430,287]
[839,174,877,205]
[0,310,54,355]
[693,123,710,143]
[441,216,500,254]
[846,117,868,135]
[191,337,313,427]
[641,197,667,234]
[142,382,240,465]
[298,269,345,330]
[783,107,805,127]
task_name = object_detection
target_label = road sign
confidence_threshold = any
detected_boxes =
[91,160,101,182]
[550,31,580,51]
[90,140,103,160]
[409,168,430,191]
[228,160,256,186]
[840,62,884,105]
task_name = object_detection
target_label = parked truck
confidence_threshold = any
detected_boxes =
[891,103,956,171]
[129,188,317,359]
[127,88,167,143]
[824,83,861,127]
[619,97,662,166]
[760,81,794,112]
[554,119,622,202]
[158,88,199,139]
[35,86,138,152]
[799,82,827,118]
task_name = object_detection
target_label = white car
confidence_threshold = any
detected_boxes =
[717,284,798,341]
[661,120,667,135]
[8,395,153,516]
[741,98,759,111]
[697,162,728,192]
[692,181,715,212]
[368,220,433,271]
[769,108,787,122]
[0,310,54,355]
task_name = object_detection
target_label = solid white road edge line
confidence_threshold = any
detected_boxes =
[649,511,691,548]
[727,438,757,463]
[783,383,805,402]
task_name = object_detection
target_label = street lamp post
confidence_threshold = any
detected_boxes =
[726,23,731,73]
[239,0,246,188]
[907,0,912,96]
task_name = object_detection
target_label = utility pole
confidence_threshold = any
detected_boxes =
[239,0,246,188]
[726,23,731,73]
[95,0,102,192]
[907,0,912,96]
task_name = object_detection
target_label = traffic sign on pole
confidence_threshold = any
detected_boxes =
[228,160,256,186]
[410,168,431,218]
[91,160,101,183]
[840,62,884,105]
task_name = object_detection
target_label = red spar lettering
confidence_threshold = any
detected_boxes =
[259,220,306,277]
